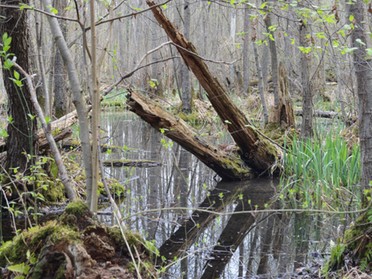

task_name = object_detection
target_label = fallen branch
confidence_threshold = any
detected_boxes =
[295,109,357,124]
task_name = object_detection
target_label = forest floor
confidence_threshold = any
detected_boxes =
[0,201,156,279]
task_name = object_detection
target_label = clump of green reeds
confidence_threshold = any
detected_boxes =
[279,134,361,210]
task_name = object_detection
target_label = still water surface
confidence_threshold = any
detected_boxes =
[101,111,345,279]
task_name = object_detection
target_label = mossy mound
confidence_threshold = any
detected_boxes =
[0,201,156,279]
[323,207,372,276]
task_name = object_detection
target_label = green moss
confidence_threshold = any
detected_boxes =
[98,180,126,198]
[40,180,65,202]
[0,221,79,267]
[63,200,90,218]
[108,227,143,249]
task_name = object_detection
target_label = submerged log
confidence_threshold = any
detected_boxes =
[295,109,357,125]
[146,1,282,175]
[127,91,252,180]
[103,159,161,168]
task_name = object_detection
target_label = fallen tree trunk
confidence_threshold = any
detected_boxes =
[38,128,72,151]
[127,91,252,180]
[295,109,357,124]
[0,110,77,153]
[146,1,282,175]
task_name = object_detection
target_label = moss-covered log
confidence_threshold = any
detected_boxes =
[146,0,283,175]
[127,91,252,180]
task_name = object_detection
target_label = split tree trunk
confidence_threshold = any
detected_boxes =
[146,0,282,175]
[268,62,295,128]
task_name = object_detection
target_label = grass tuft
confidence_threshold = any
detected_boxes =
[279,133,361,210]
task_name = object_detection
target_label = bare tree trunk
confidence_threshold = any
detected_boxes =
[253,40,269,124]
[42,0,93,196]
[53,0,69,118]
[299,21,313,138]
[242,5,250,95]
[181,0,192,113]
[350,1,372,197]
[35,12,51,123]
[0,0,37,173]
[263,2,279,109]
[90,0,99,212]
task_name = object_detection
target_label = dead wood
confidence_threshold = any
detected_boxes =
[268,62,295,128]
[103,159,161,168]
[146,0,283,175]
[38,128,72,151]
[295,109,356,124]
[0,110,77,153]
[127,90,252,180]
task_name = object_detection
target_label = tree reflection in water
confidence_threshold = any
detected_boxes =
[101,112,339,279]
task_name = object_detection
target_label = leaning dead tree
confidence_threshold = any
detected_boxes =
[128,1,283,178]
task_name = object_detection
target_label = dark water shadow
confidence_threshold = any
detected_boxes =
[159,178,277,278]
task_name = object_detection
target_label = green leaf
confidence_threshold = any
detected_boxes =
[161,4,167,10]
[2,32,8,43]
[4,59,13,70]
[148,79,158,88]
[7,263,30,274]
[45,116,51,124]
[27,114,36,120]
[47,5,58,15]
[340,47,358,55]
[19,3,33,11]
[10,78,23,87]
[0,128,8,138]
[3,45,10,53]
[4,37,12,47]
[131,6,142,12]
[298,46,312,54]
[349,14,354,22]
[14,70,20,80]
[315,32,326,39]
[332,40,340,48]
[367,48,372,56]
[268,24,277,32]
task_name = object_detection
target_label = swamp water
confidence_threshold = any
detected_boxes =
[100,112,348,279]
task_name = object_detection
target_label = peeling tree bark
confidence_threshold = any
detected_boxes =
[146,0,282,175]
